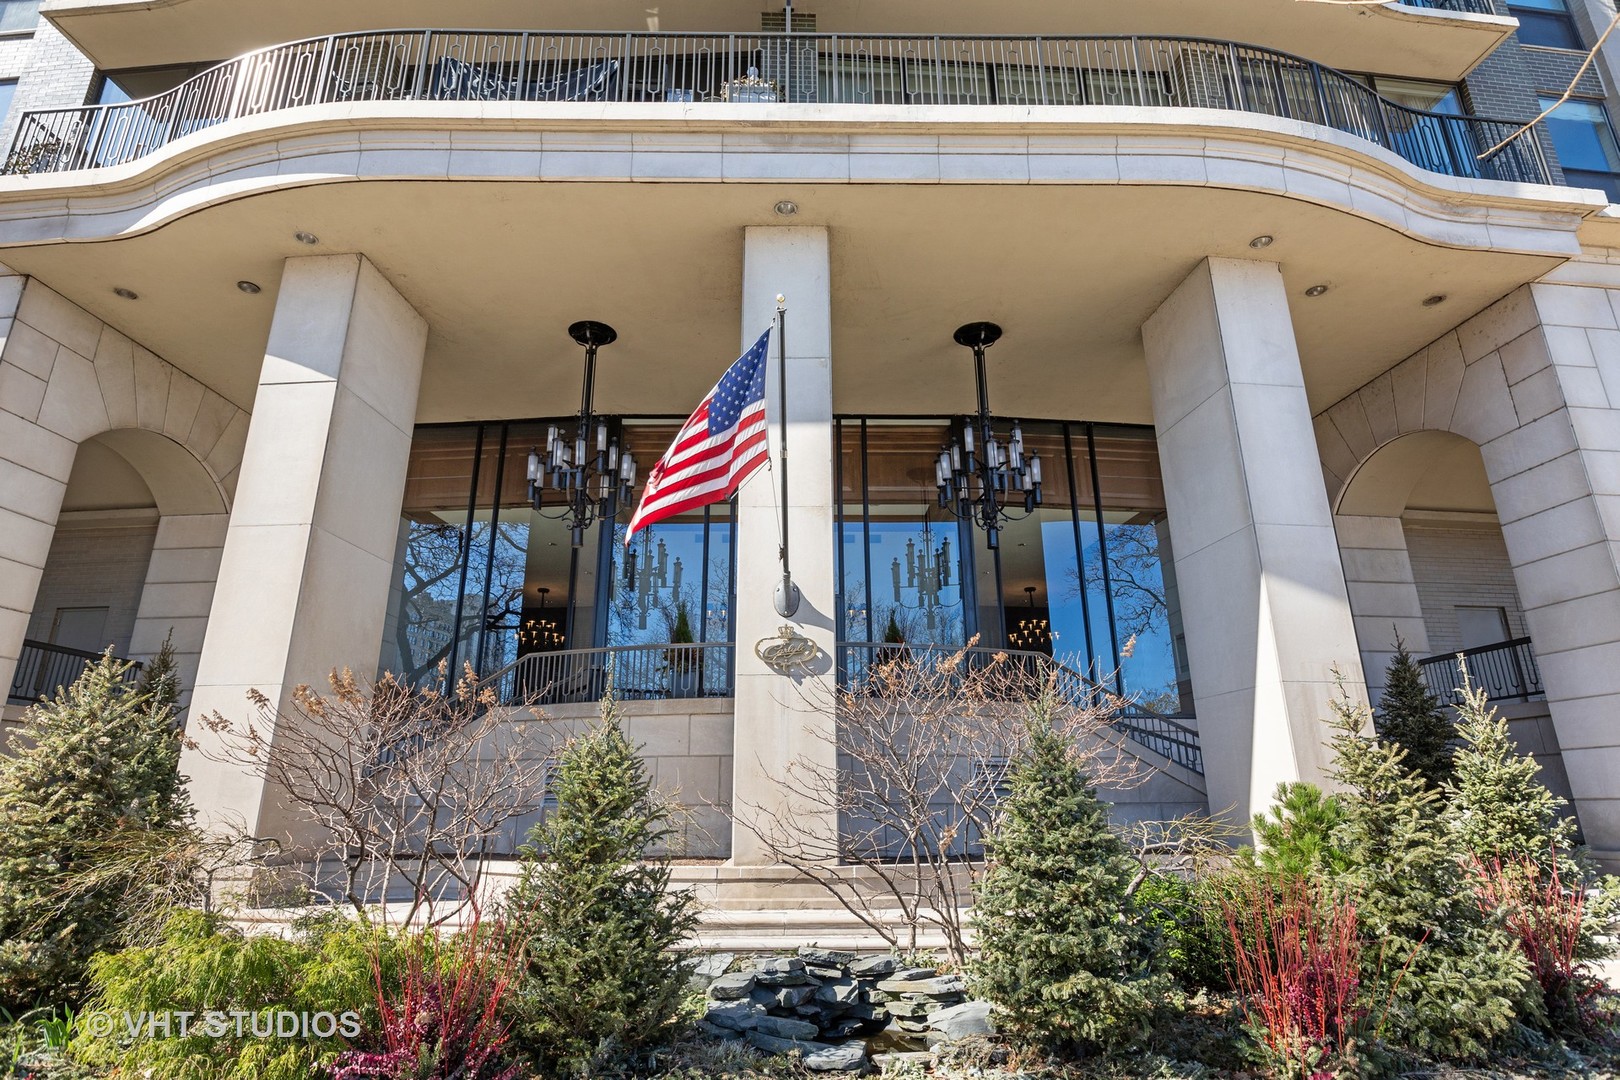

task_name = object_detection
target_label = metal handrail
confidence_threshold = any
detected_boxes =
[1418,636,1543,704]
[1397,0,1497,13]
[4,29,1550,186]
[6,638,142,706]
[837,641,1203,774]
[482,640,734,705]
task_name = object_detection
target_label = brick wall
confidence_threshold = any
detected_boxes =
[0,19,95,153]
[1403,516,1531,656]
[25,512,158,657]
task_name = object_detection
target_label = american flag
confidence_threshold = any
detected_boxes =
[626,328,772,540]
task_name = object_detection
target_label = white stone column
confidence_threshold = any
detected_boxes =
[181,255,427,848]
[730,226,838,866]
[1142,257,1368,826]
[128,512,229,713]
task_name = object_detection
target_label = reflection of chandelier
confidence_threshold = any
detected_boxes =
[519,588,566,650]
[625,534,684,630]
[1008,586,1056,651]
[891,517,953,633]
[935,322,1043,550]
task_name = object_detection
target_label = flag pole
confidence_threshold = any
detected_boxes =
[773,293,801,618]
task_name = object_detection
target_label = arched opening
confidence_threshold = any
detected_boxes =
[1336,429,1571,804]
[8,429,226,712]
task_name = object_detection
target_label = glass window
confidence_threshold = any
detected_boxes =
[0,80,16,128]
[0,1,40,33]
[1508,0,1583,50]
[1541,96,1620,202]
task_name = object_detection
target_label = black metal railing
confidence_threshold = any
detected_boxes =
[1418,637,1543,704]
[4,30,1550,186]
[837,642,1203,774]
[7,639,141,706]
[1398,0,1498,14]
[484,641,733,706]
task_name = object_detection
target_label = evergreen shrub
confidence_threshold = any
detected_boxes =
[1372,636,1455,789]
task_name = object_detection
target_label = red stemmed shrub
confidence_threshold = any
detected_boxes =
[1470,853,1602,1035]
[330,911,525,1080]
[1222,875,1367,1077]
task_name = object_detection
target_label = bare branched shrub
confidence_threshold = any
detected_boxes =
[194,665,549,927]
[732,643,1142,965]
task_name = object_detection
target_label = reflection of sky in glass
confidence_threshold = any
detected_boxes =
[851,520,965,645]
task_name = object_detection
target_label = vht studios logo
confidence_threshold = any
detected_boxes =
[84,1010,362,1041]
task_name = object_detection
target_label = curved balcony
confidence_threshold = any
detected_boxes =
[4,30,1550,187]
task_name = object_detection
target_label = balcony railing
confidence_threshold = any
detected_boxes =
[4,30,1549,186]
[1398,0,1497,13]
[7,638,141,707]
[1418,637,1543,704]
[485,641,733,706]
[838,642,1203,774]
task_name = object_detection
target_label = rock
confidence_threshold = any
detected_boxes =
[927,1000,995,1042]
[814,977,862,1006]
[750,988,780,1009]
[849,955,900,978]
[697,1019,738,1040]
[872,1051,932,1072]
[799,946,858,967]
[704,999,765,1032]
[877,975,966,996]
[803,1043,869,1072]
[893,1018,932,1034]
[883,1000,933,1018]
[756,957,814,986]
[754,1014,822,1041]
[707,972,757,1000]
[692,952,735,981]
[893,967,937,981]
[773,984,816,1008]
[806,964,847,983]
[746,1030,831,1055]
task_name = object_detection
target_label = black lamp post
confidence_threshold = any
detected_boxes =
[935,322,1043,550]
[528,320,637,547]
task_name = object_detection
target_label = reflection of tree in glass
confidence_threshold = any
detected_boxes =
[1065,520,1181,712]
[393,519,527,686]
[607,522,732,645]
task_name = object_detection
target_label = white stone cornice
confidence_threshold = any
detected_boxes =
[0,102,1600,255]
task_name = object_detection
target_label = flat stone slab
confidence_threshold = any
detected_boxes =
[927,1000,995,1041]
[849,956,901,978]
[754,1014,822,1041]
[799,946,858,967]
[756,957,816,986]
[746,1030,832,1055]
[692,952,735,980]
[703,999,764,1032]
[876,975,966,996]
[815,977,861,1006]
[707,971,757,1000]
[803,1043,869,1072]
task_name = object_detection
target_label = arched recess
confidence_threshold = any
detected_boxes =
[0,275,248,716]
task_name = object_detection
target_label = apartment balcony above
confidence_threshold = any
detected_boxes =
[4,30,1552,189]
[40,1,1520,85]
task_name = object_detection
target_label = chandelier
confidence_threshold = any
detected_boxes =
[519,587,566,650]
[1008,586,1056,652]
[624,534,685,630]
[527,321,638,547]
[935,322,1043,549]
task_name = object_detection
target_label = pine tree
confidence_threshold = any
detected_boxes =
[503,688,699,1076]
[135,629,182,724]
[972,691,1168,1054]
[1375,634,1455,789]
[1245,781,1351,878]
[0,651,195,1009]
[1324,681,1529,1060]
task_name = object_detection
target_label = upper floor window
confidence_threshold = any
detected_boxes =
[1508,0,1583,50]
[95,64,217,105]
[0,79,16,126]
[1541,96,1620,202]
[0,0,41,34]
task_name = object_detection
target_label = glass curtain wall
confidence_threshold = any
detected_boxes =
[381,420,735,689]
[836,418,1192,716]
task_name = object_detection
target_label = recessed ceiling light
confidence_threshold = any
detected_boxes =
[774,200,799,216]
[1249,235,1275,249]
[113,287,138,300]
[1304,284,1329,297]
[294,231,319,245]
[236,280,262,294]
[1423,294,1447,307]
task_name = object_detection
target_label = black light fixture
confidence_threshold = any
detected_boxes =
[935,322,1043,550]
[527,321,637,547]
[1008,586,1055,651]
[520,587,566,650]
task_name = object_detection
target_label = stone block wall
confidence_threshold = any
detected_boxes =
[23,512,157,656]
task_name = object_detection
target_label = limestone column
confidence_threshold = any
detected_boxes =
[181,255,427,848]
[730,226,838,866]
[1142,257,1368,826]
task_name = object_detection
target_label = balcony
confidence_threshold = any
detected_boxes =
[4,30,1551,187]
[7,639,141,707]
[1399,0,1495,12]
[1418,637,1544,704]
